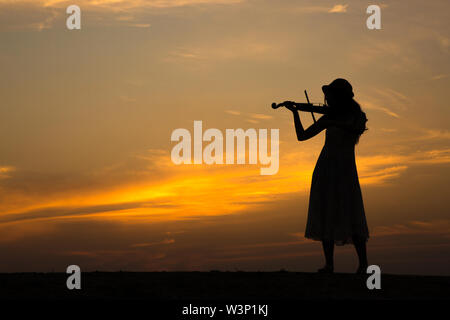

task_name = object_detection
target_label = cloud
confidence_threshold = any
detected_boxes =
[225,110,241,116]
[415,148,450,164]
[0,0,243,9]
[129,23,151,28]
[0,200,179,224]
[227,111,273,120]
[372,88,410,111]
[0,2,60,31]
[349,40,418,71]
[0,0,244,30]
[431,74,448,81]
[249,113,272,120]
[362,100,400,118]
[119,95,137,102]
[437,35,449,52]
[360,165,408,185]
[0,166,14,179]
[360,87,411,118]
[373,219,450,237]
[328,4,348,13]
[419,130,450,141]
[291,4,348,14]
[166,49,202,60]
[130,238,175,247]
[355,148,450,186]
[1,139,449,226]
[163,39,282,64]
[380,128,397,133]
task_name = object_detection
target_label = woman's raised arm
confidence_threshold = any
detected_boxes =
[284,102,329,141]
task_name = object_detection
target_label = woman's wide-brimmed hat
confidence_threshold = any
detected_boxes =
[322,78,354,98]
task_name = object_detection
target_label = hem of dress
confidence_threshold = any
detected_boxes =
[304,234,369,246]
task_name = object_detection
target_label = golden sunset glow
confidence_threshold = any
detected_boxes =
[0,0,449,274]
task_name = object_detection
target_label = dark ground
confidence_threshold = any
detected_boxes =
[1,271,449,300]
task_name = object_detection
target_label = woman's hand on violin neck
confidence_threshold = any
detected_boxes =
[282,101,296,112]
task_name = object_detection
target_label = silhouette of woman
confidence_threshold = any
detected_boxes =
[284,78,369,274]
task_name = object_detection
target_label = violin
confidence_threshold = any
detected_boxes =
[271,101,330,114]
[271,90,331,122]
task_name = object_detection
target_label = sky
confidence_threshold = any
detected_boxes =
[0,0,449,275]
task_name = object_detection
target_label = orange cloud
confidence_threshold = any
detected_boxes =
[0,0,244,30]
[0,166,14,179]
[130,238,175,247]
[0,0,244,9]
[3,143,448,225]
[328,4,348,13]
[372,219,450,237]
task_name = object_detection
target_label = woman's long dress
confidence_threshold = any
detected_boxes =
[304,123,369,245]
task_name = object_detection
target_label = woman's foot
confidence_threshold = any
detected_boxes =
[355,264,368,274]
[317,265,334,274]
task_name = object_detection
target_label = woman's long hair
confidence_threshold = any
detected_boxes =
[349,99,368,144]
[331,97,368,144]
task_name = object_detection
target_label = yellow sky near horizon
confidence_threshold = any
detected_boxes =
[0,0,449,274]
